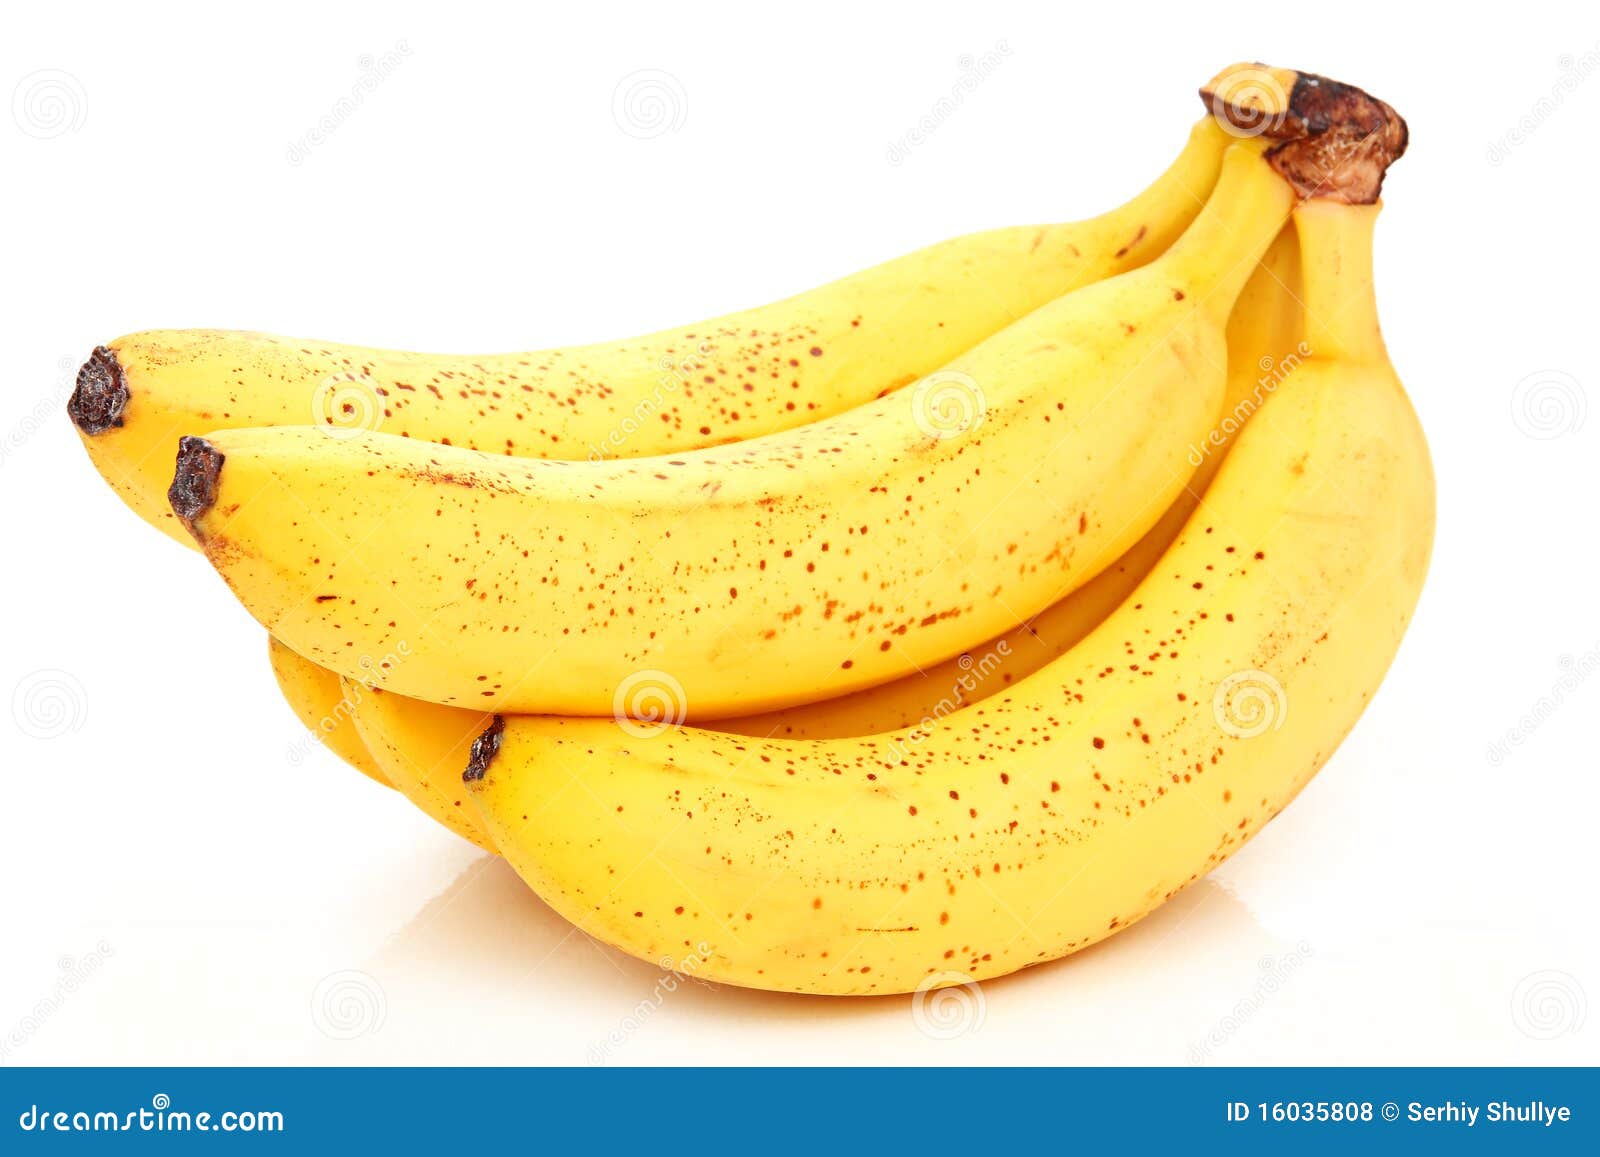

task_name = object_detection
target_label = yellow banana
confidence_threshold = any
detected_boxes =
[174,141,1294,719]
[724,226,1304,738]
[462,191,1433,996]
[322,229,1301,846]
[248,124,1231,776]
[69,120,1229,548]
[267,636,389,787]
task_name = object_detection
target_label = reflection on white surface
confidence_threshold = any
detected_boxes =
[297,848,1321,1064]
[0,759,1595,1066]
[330,852,1296,1064]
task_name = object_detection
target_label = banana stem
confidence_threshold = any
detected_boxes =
[1159,141,1295,318]
[1199,64,1408,205]
[67,346,128,435]
[1294,199,1386,365]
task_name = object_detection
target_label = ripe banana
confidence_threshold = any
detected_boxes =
[244,124,1229,769]
[173,141,1294,719]
[69,120,1229,548]
[267,636,389,787]
[462,192,1434,995]
[319,229,1302,847]
[724,226,1304,738]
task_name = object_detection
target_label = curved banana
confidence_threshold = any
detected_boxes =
[318,228,1301,843]
[724,226,1304,738]
[344,680,495,851]
[312,228,1299,844]
[248,126,1230,772]
[295,233,1301,837]
[462,193,1434,995]
[267,636,390,787]
[69,121,1229,547]
[266,232,1281,793]
[173,142,1294,719]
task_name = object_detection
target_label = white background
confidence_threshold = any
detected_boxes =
[3,0,1597,1066]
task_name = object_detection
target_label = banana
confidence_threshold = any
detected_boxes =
[295,191,1302,850]
[69,120,1229,548]
[172,141,1294,719]
[723,226,1304,738]
[461,189,1433,995]
[317,229,1302,844]
[344,680,495,852]
[267,636,390,787]
[242,124,1230,773]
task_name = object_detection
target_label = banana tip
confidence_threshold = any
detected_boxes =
[67,346,129,435]
[463,715,506,784]
[167,435,225,528]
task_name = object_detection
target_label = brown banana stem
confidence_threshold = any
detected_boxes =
[463,716,506,783]
[1200,63,1407,204]
[66,345,129,435]
[167,435,224,533]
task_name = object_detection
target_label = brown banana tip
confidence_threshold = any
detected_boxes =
[1199,63,1407,204]
[463,715,506,784]
[66,346,129,435]
[167,436,225,528]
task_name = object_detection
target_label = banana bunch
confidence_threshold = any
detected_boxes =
[70,64,1431,996]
